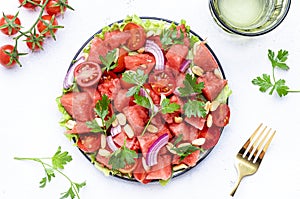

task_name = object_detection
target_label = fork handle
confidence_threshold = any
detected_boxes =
[230,175,243,197]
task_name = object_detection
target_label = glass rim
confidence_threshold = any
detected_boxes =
[209,0,292,37]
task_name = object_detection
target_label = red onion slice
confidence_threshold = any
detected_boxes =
[144,40,165,70]
[179,59,191,73]
[107,135,119,152]
[110,125,122,137]
[146,133,169,166]
[63,56,85,89]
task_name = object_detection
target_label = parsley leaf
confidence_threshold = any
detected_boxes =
[108,141,138,170]
[122,69,148,97]
[268,49,289,70]
[160,28,184,49]
[252,49,300,97]
[94,94,110,119]
[99,49,117,72]
[178,73,204,97]
[183,100,207,118]
[160,98,180,114]
[252,74,273,93]
[14,146,86,199]
[171,136,202,161]
[52,146,72,170]
[86,94,115,134]
[122,69,148,86]
[134,94,151,109]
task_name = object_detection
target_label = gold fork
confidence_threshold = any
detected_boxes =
[230,123,276,197]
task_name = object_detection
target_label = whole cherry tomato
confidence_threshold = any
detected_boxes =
[46,0,70,16]
[37,15,59,37]
[26,34,44,51]
[0,45,18,69]
[19,0,41,9]
[0,14,21,36]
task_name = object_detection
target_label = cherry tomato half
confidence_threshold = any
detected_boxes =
[74,61,102,88]
[112,48,127,73]
[0,45,17,68]
[37,15,59,37]
[46,0,68,16]
[149,70,176,96]
[119,160,138,174]
[77,134,101,153]
[19,0,41,9]
[211,103,230,127]
[0,14,21,36]
[123,22,146,51]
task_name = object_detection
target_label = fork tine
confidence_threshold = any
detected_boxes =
[238,123,263,155]
[245,125,267,160]
[255,129,276,163]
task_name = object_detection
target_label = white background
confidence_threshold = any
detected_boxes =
[0,0,300,199]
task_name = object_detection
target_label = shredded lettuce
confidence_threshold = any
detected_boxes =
[56,96,72,127]
[215,84,232,104]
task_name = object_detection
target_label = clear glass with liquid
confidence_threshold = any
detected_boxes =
[209,0,291,36]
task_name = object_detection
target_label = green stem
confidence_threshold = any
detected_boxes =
[14,156,81,199]
[288,90,300,93]
[141,112,156,136]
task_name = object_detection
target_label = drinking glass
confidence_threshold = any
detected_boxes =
[209,0,291,36]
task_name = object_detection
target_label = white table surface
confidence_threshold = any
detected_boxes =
[1,0,300,198]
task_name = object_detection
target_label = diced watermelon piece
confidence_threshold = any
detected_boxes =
[165,44,189,71]
[103,30,131,49]
[173,149,200,167]
[113,89,131,112]
[137,132,158,157]
[97,78,121,100]
[123,105,149,136]
[133,158,152,184]
[169,122,190,141]
[66,121,91,134]
[113,131,138,150]
[193,42,218,72]
[60,92,94,122]
[146,154,172,180]
[185,116,206,130]
[87,37,109,64]
[200,125,221,150]
[197,72,227,101]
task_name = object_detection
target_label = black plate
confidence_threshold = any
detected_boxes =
[66,16,227,183]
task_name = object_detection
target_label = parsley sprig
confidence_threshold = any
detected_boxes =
[14,146,86,199]
[108,140,138,170]
[99,49,117,72]
[252,49,300,97]
[178,73,207,118]
[160,28,184,50]
[86,94,115,135]
[171,134,202,160]
[122,69,180,135]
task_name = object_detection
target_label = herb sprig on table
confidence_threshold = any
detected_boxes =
[14,146,86,199]
[252,49,300,97]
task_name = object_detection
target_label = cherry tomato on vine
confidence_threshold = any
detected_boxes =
[19,0,41,9]
[0,13,21,36]
[46,0,70,16]
[37,15,59,38]
[26,34,44,51]
[0,45,18,68]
